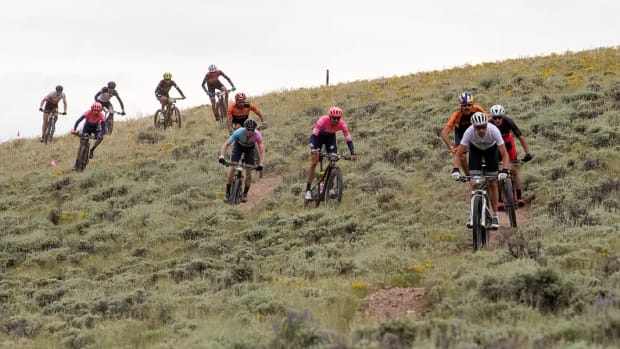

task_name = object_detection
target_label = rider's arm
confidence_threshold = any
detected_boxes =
[173,82,186,98]
[113,91,125,111]
[453,144,465,169]
[249,103,265,122]
[221,72,235,89]
[226,104,234,132]
[62,97,67,114]
[40,95,48,109]
[201,74,209,92]
[73,115,85,131]
[94,90,102,101]
[517,135,530,155]
[339,120,355,155]
[440,111,459,149]
[219,139,233,158]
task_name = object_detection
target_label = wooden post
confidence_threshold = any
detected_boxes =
[326,69,329,86]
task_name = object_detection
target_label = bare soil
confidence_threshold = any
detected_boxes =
[238,174,282,209]
[359,204,531,322]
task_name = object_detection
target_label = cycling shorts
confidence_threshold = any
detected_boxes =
[310,133,338,154]
[43,102,58,113]
[504,138,517,162]
[206,81,225,96]
[469,143,499,176]
[231,143,256,165]
[231,116,248,127]
[82,122,104,139]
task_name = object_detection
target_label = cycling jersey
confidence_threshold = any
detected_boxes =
[227,102,262,124]
[95,87,124,111]
[73,109,106,135]
[44,91,66,104]
[310,115,355,155]
[155,79,182,98]
[202,70,234,95]
[494,116,523,162]
[228,128,264,164]
[460,123,504,150]
[444,104,487,144]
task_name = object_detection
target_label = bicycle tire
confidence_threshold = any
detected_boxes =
[75,141,89,172]
[472,195,485,251]
[106,113,114,135]
[44,117,55,144]
[230,176,243,205]
[154,110,163,128]
[502,179,518,228]
[173,107,181,128]
[324,168,344,205]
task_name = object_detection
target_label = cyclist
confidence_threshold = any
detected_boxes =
[440,92,487,175]
[95,81,126,117]
[201,64,236,120]
[226,92,267,134]
[70,102,106,166]
[218,118,265,203]
[451,112,510,229]
[38,85,67,142]
[304,106,357,201]
[155,72,186,114]
[489,104,533,207]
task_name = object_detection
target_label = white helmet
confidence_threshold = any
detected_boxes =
[471,112,488,126]
[489,105,505,118]
[208,64,217,72]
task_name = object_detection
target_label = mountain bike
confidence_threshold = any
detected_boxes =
[154,97,184,129]
[72,132,98,172]
[498,164,518,228]
[213,90,229,124]
[304,152,351,207]
[455,171,497,251]
[43,110,66,144]
[103,107,125,135]
[221,160,258,205]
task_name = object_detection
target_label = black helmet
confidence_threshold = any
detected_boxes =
[55,85,63,92]
[107,81,116,89]
[243,118,257,131]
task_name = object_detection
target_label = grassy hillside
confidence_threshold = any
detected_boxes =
[1,47,619,349]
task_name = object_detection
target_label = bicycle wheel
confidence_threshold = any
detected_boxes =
[173,107,181,128]
[472,195,485,251]
[324,168,344,205]
[75,141,89,172]
[218,99,227,123]
[502,179,518,228]
[106,113,114,135]
[230,176,243,205]
[44,118,55,144]
[154,110,163,128]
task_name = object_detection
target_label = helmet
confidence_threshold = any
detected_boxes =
[163,72,172,80]
[328,106,343,119]
[471,112,487,126]
[235,92,247,101]
[459,92,473,105]
[91,102,103,112]
[208,64,217,72]
[55,85,63,92]
[243,118,257,131]
[107,81,116,89]
[489,104,505,118]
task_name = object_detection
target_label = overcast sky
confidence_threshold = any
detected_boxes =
[1,0,619,142]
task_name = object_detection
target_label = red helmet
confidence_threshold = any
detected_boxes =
[91,102,103,112]
[235,92,247,101]
[328,106,343,119]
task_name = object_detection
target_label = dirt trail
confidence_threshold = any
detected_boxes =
[237,174,282,209]
[359,204,531,322]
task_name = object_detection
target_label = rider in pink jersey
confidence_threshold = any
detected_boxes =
[70,102,107,163]
[304,106,357,200]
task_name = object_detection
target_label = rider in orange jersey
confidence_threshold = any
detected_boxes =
[38,85,67,142]
[226,92,267,134]
[440,92,487,175]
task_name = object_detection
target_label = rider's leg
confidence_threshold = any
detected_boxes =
[244,169,253,194]
[488,179,499,213]
[41,112,49,140]
[210,96,218,119]
[306,151,319,192]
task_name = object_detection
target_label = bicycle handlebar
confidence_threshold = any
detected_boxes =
[455,175,498,183]
[318,152,352,161]
[221,161,259,170]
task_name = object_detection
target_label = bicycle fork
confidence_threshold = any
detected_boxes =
[470,191,492,228]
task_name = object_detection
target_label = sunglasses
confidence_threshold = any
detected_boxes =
[474,125,487,130]
[492,116,503,120]
[461,103,473,108]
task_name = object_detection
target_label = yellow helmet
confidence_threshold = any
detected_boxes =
[163,72,172,80]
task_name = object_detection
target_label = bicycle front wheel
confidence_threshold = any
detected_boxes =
[218,100,227,123]
[44,119,55,144]
[324,168,344,205]
[154,110,163,128]
[502,179,518,228]
[472,195,485,251]
[173,107,181,128]
[106,113,114,135]
[230,176,243,205]
[75,142,89,172]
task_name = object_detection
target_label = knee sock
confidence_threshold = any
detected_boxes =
[226,184,231,194]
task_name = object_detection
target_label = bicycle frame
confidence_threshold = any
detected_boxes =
[306,152,350,206]
[214,90,229,122]
[222,160,257,205]
[43,109,65,144]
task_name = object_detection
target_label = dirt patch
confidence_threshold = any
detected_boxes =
[239,174,282,209]
[358,287,432,322]
[488,204,531,249]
